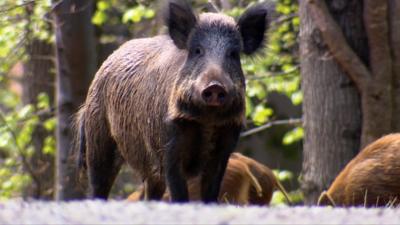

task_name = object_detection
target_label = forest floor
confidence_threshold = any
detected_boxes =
[0,200,399,224]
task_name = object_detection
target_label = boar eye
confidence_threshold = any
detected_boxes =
[194,46,204,56]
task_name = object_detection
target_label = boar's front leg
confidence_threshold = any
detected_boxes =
[201,125,241,203]
[165,121,201,202]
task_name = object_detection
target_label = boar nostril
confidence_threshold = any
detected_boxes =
[218,92,226,101]
[201,84,228,106]
[203,91,212,98]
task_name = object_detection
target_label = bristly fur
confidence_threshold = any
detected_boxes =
[75,0,271,201]
[319,133,400,207]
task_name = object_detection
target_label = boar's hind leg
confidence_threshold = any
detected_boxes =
[86,126,123,199]
[143,176,166,201]
[201,126,241,203]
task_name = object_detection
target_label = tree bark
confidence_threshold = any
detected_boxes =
[22,38,55,199]
[52,0,96,200]
[389,0,400,131]
[360,0,392,146]
[300,0,367,204]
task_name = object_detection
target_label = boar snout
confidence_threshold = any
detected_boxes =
[196,64,235,107]
[201,81,228,106]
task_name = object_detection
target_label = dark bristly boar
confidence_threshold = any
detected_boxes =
[75,0,271,203]
[127,153,291,206]
[318,133,400,207]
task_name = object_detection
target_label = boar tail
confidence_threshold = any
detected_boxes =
[77,118,87,171]
[74,108,87,173]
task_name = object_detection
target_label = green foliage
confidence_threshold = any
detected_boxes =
[0,0,56,199]
[0,93,55,199]
[0,0,52,76]
[92,0,155,26]
[92,1,110,26]
[122,5,155,23]
[243,0,300,129]
[283,127,303,145]
[270,169,304,206]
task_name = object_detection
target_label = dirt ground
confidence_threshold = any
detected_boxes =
[0,200,399,224]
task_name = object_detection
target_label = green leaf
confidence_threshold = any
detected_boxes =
[0,168,10,177]
[17,116,39,149]
[2,180,13,191]
[97,1,110,11]
[277,170,294,181]
[291,91,303,105]
[252,105,273,125]
[245,96,253,117]
[37,92,50,110]
[271,191,287,205]
[92,11,108,26]
[17,104,34,119]
[144,9,155,19]
[292,17,300,26]
[283,127,304,145]
[0,132,12,148]
[43,136,55,155]
[43,117,56,131]
[4,158,15,167]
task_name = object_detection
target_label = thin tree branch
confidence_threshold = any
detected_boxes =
[205,0,220,13]
[271,13,298,27]
[16,107,55,125]
[0,0,36,14]
[364,0,392,83]
[306,0,371,92]
[240,118,302,138]
[247,65,299,80]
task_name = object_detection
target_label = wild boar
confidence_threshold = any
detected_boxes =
[127,153,291,205]
[76,0,271,203]
[318,133,400,207]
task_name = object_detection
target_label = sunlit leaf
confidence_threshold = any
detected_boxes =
[37,92,50,110]
[43,117,56,131]
[17,104,34,119]
[252,105,273,125]
[283,127,304,145]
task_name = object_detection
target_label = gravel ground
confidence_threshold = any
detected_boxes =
[0,200,399,224]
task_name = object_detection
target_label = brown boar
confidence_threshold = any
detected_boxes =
[76,0,271,203]
[127,153,291,205]
[318,133,400,207]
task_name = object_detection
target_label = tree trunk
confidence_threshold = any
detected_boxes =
[22,38,55,199]
[389,0,400,131]
[299,0,367,205]
[52,0,97,200]
[359,1,392,147]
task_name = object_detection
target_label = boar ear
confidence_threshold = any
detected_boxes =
[164,0,197,49]
[237,3,269,55]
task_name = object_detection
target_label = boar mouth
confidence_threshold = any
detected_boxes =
[168,92,245,124]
